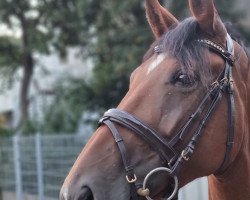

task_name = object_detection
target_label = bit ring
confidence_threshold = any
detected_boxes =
[140,167,178,200]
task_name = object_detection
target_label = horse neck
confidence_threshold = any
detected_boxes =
[208,143,250,200]
[207,57,250,200]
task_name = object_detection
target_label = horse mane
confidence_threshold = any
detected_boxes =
[143,18,249,86]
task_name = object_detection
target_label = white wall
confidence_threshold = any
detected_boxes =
[0,89,15,113]
[180,177,208,200]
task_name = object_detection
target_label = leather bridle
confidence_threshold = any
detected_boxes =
[98,34,235,200]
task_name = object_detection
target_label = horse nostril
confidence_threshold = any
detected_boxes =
[78,186,93,200]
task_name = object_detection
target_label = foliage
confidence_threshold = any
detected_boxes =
[0,36,22,91]
[41,78,94,133]
[0,127,14,137]
[0,0,85,131]
[80,0,153,109]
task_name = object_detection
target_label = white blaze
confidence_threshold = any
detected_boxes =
[147,54,166,75]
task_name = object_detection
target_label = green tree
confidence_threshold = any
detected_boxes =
[81,0,153,109]
[41,78,94,133]
[0,0,84,132]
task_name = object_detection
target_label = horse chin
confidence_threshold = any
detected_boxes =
[151,179,178,200]
[164,180,179,200]
[86,183,131,200]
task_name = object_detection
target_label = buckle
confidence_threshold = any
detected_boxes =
[181,150,190,161]
[126,174,137,183]
[181,144,195,161]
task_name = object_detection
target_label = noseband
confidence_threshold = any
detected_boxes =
[99,34,235,200]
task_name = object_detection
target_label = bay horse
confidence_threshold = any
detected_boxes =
[60,0,250,199]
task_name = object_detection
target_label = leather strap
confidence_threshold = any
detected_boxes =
[101,120,140,200]
[100,109,176,163]
[216,35,235,173]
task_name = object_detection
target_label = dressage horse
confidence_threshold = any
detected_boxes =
[60,0,250,199]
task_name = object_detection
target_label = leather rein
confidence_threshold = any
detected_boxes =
[98,34,235,200]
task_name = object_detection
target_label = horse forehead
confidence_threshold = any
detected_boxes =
[147,53,167,75]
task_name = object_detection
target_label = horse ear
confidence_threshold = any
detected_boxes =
[188,0,227,41]
[146,0,178,38]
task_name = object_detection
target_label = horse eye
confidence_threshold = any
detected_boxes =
[173,72,196,87]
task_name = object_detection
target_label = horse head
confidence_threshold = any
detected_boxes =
[60,0,250,199]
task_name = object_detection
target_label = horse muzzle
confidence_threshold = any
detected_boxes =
[60,183,94,200]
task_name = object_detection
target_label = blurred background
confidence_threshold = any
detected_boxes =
[0,0,249,200]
